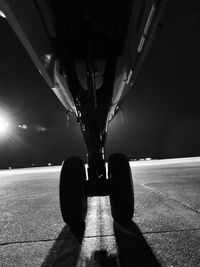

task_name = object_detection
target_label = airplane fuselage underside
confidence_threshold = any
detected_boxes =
[0,0,168,196]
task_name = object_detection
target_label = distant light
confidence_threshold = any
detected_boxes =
[36,126,46,132]
[9,167,12,170]
[21,124,27,129]
[0,10,6,19]
[145,157,152,161]
[48,163,51,166]
[18,125,22,128]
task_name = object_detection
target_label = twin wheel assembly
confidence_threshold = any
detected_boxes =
[59,153,134,225]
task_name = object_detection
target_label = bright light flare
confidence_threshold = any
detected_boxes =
[0,115,10,137]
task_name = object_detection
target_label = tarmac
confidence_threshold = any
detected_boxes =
[0,157,200,266]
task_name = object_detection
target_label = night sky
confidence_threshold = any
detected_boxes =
[0,0,200,168]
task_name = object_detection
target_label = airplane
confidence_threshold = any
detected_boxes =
[0,0,168,226]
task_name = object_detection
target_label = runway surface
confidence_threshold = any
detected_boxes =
[0,157,200,266]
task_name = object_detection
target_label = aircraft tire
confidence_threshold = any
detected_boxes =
[59,156,87,225]
[108,153,134,222]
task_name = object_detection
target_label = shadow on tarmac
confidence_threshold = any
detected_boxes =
[114,220,161,266]
[41,223,85,267]
[41,221,160,266]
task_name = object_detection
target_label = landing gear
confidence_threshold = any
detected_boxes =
[59,48,134,225]
[59,153,134,224]
[108,153,134,223]
[59,156,87,225]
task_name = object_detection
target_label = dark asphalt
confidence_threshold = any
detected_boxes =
[0,158,200,266]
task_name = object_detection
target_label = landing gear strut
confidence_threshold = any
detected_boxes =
[59,48,134,225]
